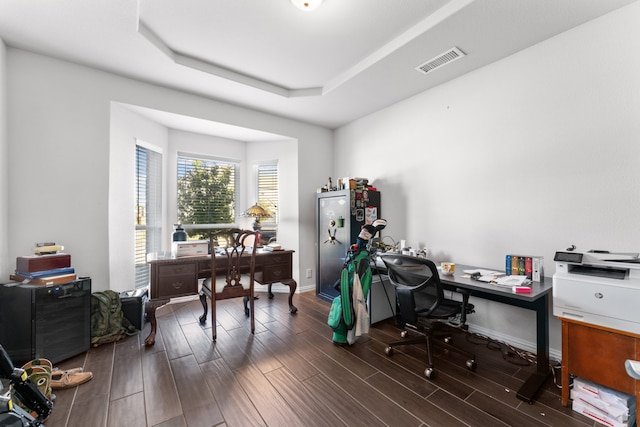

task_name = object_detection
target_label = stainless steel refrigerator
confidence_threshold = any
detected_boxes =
[316,188,381,301]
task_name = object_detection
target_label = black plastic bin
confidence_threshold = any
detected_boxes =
[120,288,149,331]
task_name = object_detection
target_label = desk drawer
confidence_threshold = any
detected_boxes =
[260,252,291,266]
[261,263,292,283]
[157,263,196,277]
[155,263,197,298]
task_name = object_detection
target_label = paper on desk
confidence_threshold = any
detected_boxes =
[463,269,505,282]
[495,275,528,287]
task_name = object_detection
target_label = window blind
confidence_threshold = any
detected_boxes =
[135,143,162,288]
[257,163,278,228]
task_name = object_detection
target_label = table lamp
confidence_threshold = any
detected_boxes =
[244,203,272,246]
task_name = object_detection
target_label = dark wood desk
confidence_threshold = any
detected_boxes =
[145,249,297,345]
[439,264,553,403]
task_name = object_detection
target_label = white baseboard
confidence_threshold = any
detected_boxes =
[254,283,316,294]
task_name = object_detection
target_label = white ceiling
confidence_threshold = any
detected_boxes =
[0,0,636,139]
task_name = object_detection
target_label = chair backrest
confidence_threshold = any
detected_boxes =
[379,254,445,325]
[209,229,257,296]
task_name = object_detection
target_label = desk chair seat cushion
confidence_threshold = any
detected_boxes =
[413,292,463,320]
[202,274,252,293]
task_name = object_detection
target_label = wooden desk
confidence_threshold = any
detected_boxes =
[560,318,639,421]
[439,264,553,403]
[145,249,297,345]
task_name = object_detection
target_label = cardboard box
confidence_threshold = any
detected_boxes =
[171,240,209,257]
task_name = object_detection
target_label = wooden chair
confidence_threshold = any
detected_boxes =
[199,229,257,340]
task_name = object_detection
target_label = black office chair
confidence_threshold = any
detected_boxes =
[379,253,476,379]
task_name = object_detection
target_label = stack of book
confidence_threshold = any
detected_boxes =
[505,254,544,282]
[10,245,76,285]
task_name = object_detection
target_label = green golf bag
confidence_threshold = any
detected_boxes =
[327,249,373,344]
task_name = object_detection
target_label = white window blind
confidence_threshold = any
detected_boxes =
[257,163,278,229]
[135,143,162,288]
[177,155,238,231]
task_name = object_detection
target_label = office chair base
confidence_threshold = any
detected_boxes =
[425,367,436,379]
[385,330,477,378]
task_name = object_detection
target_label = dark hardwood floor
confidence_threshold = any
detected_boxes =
[43,291,596,427]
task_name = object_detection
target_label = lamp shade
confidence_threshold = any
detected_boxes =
[244,203,272,219]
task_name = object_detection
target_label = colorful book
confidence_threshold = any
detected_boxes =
[518,257,525,275]
[10,273,77,285]
[16,253,71,272]
[14,267,75,279]
[505,254,544,282]
[32,244,64,254]
[511,256,519,275]
[525,257,533,279]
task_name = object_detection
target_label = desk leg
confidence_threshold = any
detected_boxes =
[561,321,570,407]
[281,279,298,313]
[516,294,551,403]
[199,292,208,324]
[144,298,169,346]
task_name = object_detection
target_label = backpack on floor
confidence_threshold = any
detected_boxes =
[90,290,137,346]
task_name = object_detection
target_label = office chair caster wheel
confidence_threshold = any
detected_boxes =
[385,346,394,356]
[400,330,409,339]
[466,360,476,371]
[424,367,436,379]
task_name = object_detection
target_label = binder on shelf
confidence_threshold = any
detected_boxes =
[511,256,519,276]
[505,254,544,282]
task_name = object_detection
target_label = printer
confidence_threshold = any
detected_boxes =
[553,249,640,334]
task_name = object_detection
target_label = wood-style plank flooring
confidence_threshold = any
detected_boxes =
[42,291,597,427]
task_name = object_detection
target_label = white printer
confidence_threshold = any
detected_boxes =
[553,249,640,334]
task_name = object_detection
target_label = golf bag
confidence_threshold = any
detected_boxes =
[327,219,386,345]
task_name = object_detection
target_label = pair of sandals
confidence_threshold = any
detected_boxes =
[12,358,93,416]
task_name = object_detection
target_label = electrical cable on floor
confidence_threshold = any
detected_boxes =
[464,330,534,366]
[463,329,564,389]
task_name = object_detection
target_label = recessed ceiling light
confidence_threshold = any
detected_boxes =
[291,0,323,12]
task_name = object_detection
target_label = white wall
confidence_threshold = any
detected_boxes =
[109,103,170,292]
[334,2,640,359]
[246,138,302,291]
[5,49,332,293]
[0,38,7,280]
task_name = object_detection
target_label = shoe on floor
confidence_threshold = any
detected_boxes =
[51,371,93,389]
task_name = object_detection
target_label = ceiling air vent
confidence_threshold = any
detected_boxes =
[415,47,466,75]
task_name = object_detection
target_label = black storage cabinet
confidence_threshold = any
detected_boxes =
[0,278,91,366]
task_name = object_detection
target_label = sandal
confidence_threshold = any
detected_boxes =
[51,370,93,389]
